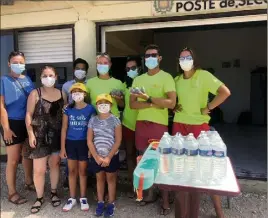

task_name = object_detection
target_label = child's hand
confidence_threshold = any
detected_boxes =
[60,149,67,159]
[95,155,104,165]
[101,156,111,167]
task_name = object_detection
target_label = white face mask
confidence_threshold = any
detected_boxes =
[74,70,86,80]
[72,92,84,102]
[97,103,110,114]
[41,77,56,87]
[179,60,194,72]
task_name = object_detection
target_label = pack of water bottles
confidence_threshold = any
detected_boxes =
[157,131,227,186]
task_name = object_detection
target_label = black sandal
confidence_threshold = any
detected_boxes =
[50,191,61,207]
[31,197,44,214]
[160,206,171,216]
[25,183,35,191]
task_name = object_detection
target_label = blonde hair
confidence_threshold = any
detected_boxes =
[96,52,111,62]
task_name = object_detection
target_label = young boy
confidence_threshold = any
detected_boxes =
[87,94,122,217]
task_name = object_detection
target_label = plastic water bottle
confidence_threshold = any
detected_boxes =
[171,133,185,180]
[158,132,172,174]
[184,133,199,184]
[197,131,213,184]
[209,133,227,184]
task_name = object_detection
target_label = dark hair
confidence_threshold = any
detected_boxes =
[40,65,57,76]
[125,56,141,88]
[8,51,25,62]
[144,44,161,55]
[177,47,200,75]
[73,58,89,72]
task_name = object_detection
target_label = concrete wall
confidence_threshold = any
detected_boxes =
[154,25,267,123]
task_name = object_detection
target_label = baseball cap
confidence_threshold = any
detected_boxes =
[69,82,87,93]
[96,93,113,104]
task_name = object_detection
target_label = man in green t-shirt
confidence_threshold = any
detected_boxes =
[130,44,176,215]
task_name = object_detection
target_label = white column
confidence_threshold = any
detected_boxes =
[74,19,97,78]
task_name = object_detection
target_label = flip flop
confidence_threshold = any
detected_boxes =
[160,206,171,216]
[31,197,44,214]
[8,192,27,205]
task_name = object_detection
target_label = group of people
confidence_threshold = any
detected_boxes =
[0,44,231,218]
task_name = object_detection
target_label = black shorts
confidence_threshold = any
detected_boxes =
[66,139,88,161]
[90,153,120,173]
[0,119,28,146]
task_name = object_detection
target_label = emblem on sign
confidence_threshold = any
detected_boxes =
[153,0,174,14]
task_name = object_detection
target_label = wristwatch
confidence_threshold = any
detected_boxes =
[146,96,152,103]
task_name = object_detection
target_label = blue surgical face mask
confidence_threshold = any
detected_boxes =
[127,69,138,79]
[97,64,109,75]
[10,64,25,74]
[145,57,158,70]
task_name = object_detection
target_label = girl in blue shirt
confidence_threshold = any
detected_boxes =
[60,83,96,212]
[0,51,34,205]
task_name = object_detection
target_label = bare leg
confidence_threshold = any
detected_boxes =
[162,190,170,209]
[125,139,136,195]
[22,157,33,185]
[96,171,106,202]
[33,156,48,198]
[48,154,60,190]
[6,144,21,196]
[106,172,117,203]
[68,160,78,198]
[78,161,88,197]
[189,193,201,218]
[211,195,225,218]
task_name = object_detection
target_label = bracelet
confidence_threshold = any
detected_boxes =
[146,96,152,103]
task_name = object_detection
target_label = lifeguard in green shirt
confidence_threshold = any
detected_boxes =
[130,44,176,215]
[122,56,140,198]
[86,53,124,118]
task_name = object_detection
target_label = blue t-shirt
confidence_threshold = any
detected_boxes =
[64,104,96,140]
[62,79,87,104]
[0,75,34,120]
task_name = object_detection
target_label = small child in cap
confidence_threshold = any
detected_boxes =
[87,93,122,217]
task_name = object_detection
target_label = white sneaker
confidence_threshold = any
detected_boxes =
[63,198,77,212]
[80,198,89,211]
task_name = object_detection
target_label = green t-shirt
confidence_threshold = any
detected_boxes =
[174,69,223,125]
[132,70,176,126]
[86,77,124,117]
[122,83,138,131]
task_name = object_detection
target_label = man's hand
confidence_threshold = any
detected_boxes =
[101,156,111,167]
[173,104,183,113]
[95,155,104,165]
[130,92,149,101]
[201,107,210,115]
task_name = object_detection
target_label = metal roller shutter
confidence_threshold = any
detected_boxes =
[18,28,73,64]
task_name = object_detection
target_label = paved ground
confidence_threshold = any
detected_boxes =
[0,164,267,218]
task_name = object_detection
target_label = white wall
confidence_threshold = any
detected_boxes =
[154,25,267,123]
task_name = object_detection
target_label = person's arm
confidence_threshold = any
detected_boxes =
[208,85,231,110]
[60,113,68,158]
[129,94,159,109]
[201,71,231,115]
[150,91,177,109]
[25,90,38,147]
[102,120,122,167]
[0,96,10,131]
[87,122,104,165]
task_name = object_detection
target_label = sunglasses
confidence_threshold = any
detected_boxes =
[126,66,137,72]
[145,53,159,58]
[179,55,193,61]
